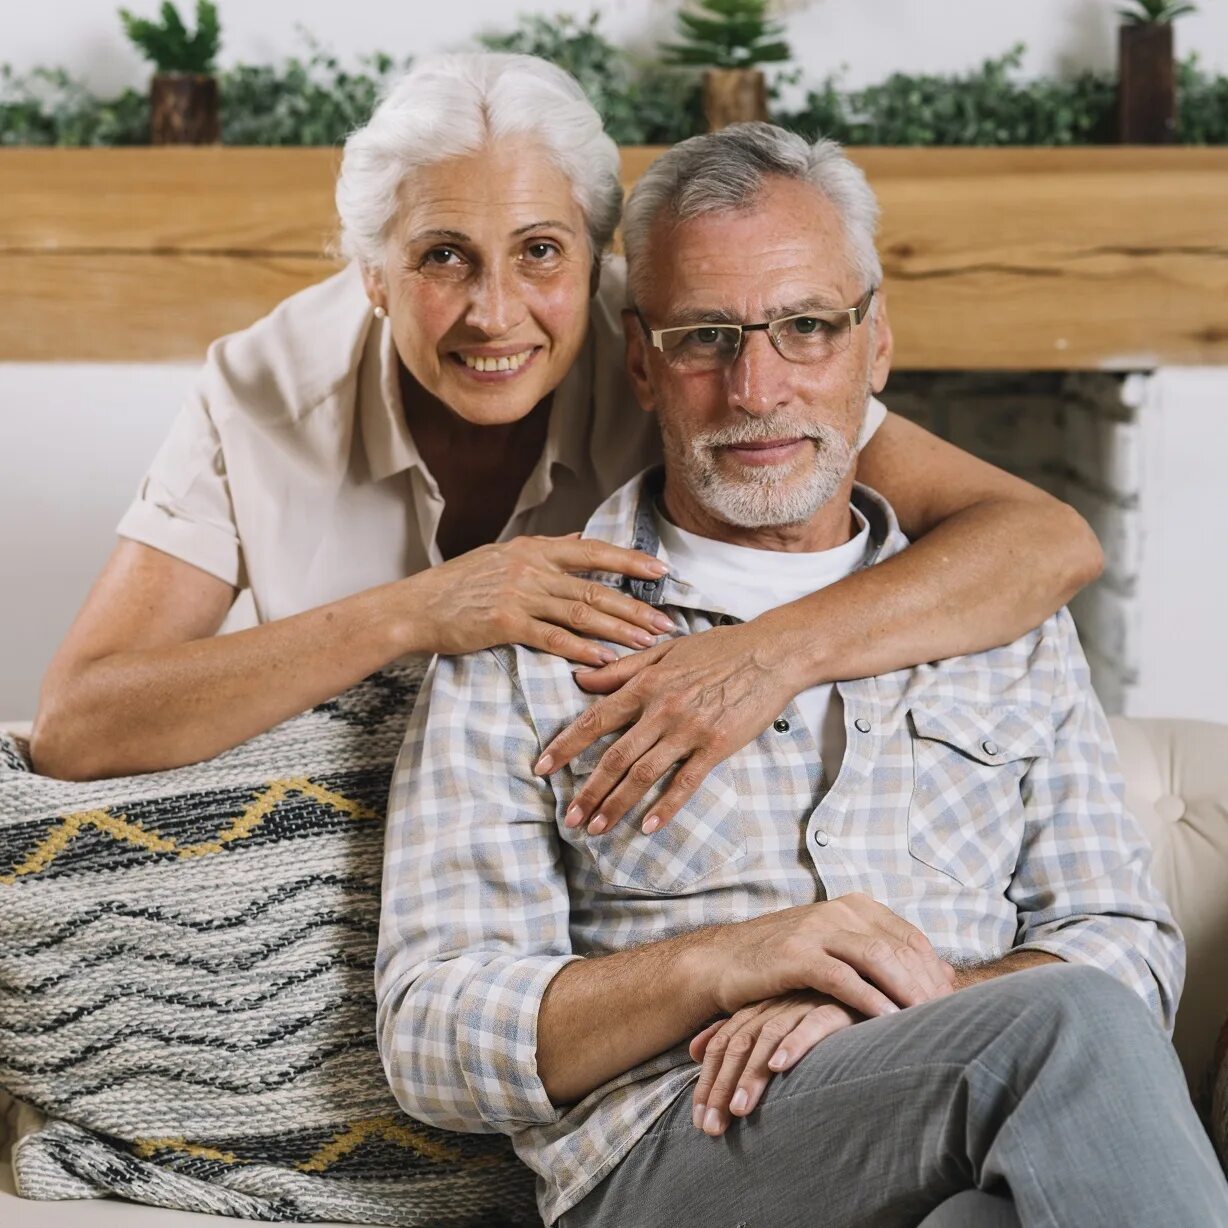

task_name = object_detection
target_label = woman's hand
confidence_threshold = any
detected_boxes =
[405,534,674,668]
[532,621,795,834]
[689,991,860,1137]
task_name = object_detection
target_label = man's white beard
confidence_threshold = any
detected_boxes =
[667,416,857,530]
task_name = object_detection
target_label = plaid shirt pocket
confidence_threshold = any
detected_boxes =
[907,706,1054,888]
[565,741,747,895]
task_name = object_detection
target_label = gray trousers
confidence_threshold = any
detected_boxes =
[559,965,1228,1228]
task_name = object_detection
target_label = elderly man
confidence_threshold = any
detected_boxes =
[376,124,1228,1228]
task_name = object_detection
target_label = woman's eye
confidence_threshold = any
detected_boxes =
[525,241,560,260]
[423,247,462,267]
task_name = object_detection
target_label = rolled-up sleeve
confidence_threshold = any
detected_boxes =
[376,650,580,1135]
[1009,612,1185,1032]
[116,386,244,588]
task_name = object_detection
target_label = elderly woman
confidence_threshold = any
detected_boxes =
[31,53,1101,828]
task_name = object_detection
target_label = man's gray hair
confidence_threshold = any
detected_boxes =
[336,53,622,269]
[622,122,883,305]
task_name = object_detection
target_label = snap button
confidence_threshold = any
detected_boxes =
[982,740,999,757]
[1154,794,1186,823]
[773,717,791,734]
[854,718,871,734]
[812,829,830,847]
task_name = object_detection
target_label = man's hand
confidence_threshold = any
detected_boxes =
[688,991,860,1136]
[701,894,957,1021]
[532,621,795,834]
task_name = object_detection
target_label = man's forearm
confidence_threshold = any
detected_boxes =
[536,931,719,1106]
[952,949,1064,990]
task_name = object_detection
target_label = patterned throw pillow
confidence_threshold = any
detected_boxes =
[0,667,539,1226]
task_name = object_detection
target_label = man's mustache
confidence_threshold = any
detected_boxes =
[697,420,840,449]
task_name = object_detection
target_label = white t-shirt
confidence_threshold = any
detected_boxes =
[655,504,872,780]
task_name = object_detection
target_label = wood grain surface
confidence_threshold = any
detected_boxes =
[2,146,1226,368]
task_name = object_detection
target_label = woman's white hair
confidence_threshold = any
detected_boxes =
[336,52,622,269]
[622,122,883,305]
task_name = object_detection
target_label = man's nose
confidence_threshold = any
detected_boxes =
[726,328,791,418]
[464,265,524,337]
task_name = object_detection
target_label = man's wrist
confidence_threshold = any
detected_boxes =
[953,949,1064,990]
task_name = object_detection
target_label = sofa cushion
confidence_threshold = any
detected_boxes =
[0,668,539,1226]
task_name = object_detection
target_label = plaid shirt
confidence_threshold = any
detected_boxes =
[377,469,1183,1225]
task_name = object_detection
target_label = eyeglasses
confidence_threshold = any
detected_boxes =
[635,288,876,372]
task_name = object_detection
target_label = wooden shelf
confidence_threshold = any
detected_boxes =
[2,146,1226,368]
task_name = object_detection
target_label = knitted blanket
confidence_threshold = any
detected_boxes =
[0,666,538,1225]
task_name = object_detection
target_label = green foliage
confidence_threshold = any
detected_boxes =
[1118,0,1198,23]
[479,11,702,144]
[662,0,791,70]
[780,46,1117,146]
[220,36,409,145]
[1178,54,1228,143]
[119,0,221,74]
[0,65,148,145]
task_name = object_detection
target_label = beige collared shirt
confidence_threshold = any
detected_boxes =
[118,259,885,624]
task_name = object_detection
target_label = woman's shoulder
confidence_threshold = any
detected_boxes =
[199,264,372,428]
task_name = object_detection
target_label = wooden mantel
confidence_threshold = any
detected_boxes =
[2,146,1226,369]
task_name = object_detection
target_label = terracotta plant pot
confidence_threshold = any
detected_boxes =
[702,67,769,132]
[1117,22,1176,144]
[151,72,220,145]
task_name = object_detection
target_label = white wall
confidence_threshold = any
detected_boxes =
[3,1,1227,718]
[5,0,1228,95]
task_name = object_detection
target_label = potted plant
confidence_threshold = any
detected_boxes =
[119,0,221,144]
[662,0,791,131]
[1116,0,1197,143]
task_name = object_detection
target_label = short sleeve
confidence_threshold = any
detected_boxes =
[858,396,887,449]
[116,389,244,588]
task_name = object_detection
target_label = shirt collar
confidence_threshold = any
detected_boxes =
[583,466,906,610]
[359,316,593,489]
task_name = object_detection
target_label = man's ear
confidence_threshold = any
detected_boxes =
[621,309,656,415]
[869,290,894,395]
[360,265,387,314]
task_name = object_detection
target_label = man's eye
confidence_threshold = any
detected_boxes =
[789,316,828,336]
[689,327,725,346]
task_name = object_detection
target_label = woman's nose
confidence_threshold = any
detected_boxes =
[464,267,525,338]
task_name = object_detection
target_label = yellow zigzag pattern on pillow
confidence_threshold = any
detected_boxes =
[0,779,380,884]
[133,1115,501,1171]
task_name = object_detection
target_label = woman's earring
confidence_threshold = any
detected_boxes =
[373,305,387,320]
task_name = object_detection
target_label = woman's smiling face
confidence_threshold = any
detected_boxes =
[365,135,596,426]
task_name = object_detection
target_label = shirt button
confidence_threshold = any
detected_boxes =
[982,740,999,756]
[854,718,871,734]
[773,717,791,734]
[812,829,830,847]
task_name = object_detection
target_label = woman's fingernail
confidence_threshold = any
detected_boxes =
[647,561,669,577]
[703,1107,722,1135]
[652,614,675,632]
[534,754,553,775]
[564,805,584,828]
[769,1050,790,1071]
[642,815,662,835]
[730,1089,748,1113]
[587,815,607,835]
[633,631,655,647]
[692,1103,705,1130]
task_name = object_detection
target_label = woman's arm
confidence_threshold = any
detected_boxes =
[31,536,672,781]
[534,413,1104,834]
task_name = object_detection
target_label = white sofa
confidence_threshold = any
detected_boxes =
[2,715,1227,1226]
